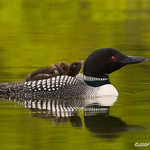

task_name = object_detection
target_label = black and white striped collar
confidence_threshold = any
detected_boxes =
[83,75,110,87]
[83,75,108,81]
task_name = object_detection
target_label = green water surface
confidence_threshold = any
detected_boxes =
[0,0,150,150]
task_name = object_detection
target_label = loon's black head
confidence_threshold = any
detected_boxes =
[84,48,150,78]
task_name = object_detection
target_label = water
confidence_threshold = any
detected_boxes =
[0,0,150,150]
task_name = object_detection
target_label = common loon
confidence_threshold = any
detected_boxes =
[26,62,82,81]
[0,48,149,106]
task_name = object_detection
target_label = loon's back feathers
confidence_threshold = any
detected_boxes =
[26,62,82,81]
[0,82,24,96]
[0,76,89,99]
[0,61,83,99]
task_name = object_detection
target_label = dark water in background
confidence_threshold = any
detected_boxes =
[0,0,150,150]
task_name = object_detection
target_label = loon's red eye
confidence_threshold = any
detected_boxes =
[112,56,117,61]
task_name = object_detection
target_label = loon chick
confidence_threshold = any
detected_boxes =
[26,62,82,81]
[0,48,149,106]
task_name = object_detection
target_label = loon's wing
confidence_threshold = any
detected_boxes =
[0,75,87,99]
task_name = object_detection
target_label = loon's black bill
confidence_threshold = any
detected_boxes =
[121,56,150,64]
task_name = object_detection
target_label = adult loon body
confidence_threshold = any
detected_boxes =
[0,48,149,106]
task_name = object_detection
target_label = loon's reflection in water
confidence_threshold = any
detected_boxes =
[1,96,144,139]
[84,114,127,139]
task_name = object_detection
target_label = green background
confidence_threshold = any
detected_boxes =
[0,0,150,150]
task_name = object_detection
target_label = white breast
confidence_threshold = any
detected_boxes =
[86,84,119,107]
[98,84,118,97]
